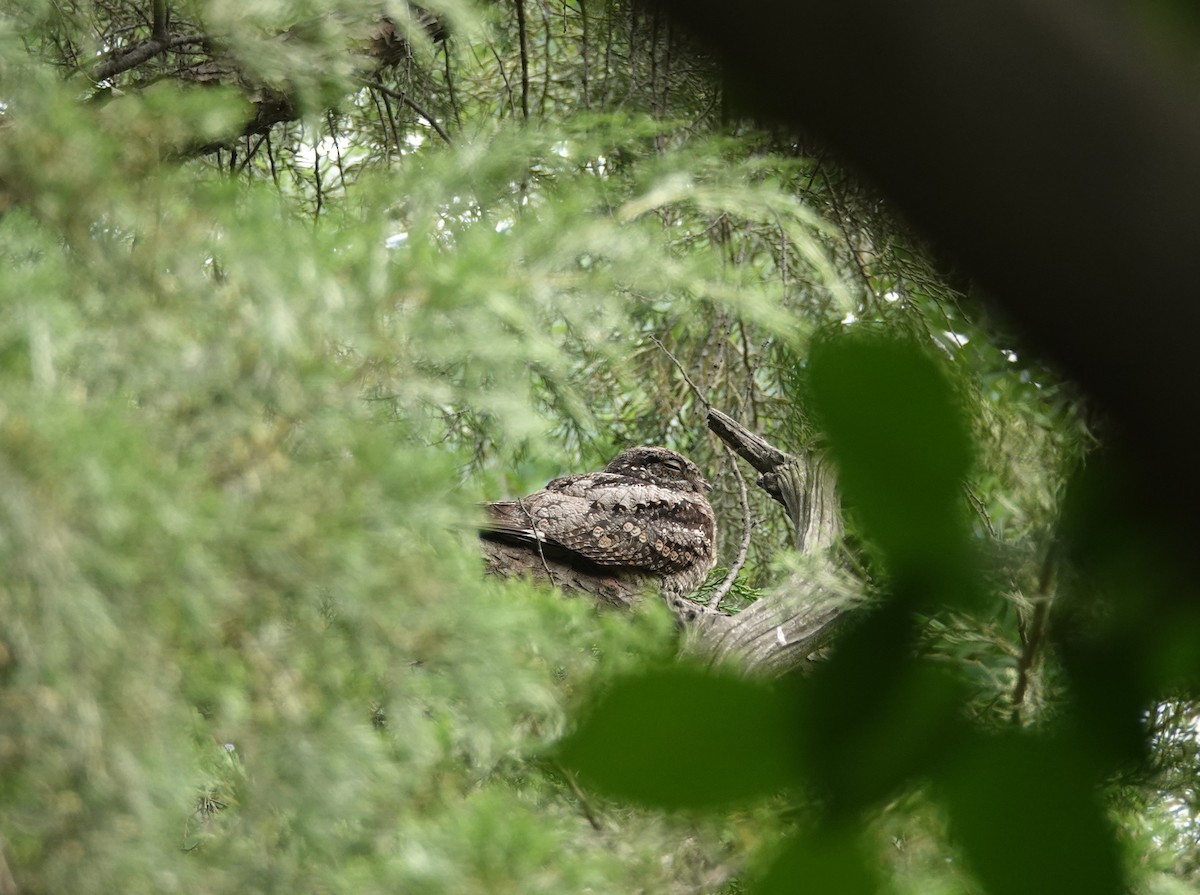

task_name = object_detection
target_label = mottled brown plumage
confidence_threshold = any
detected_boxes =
[480,446,717,602]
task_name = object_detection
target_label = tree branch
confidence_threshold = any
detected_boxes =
[515,0,530,121]
[706,407,789,481]
[676,408,857,674]
[550,760,604,831]
[687,559,861,675]
[707,408,841,553]
[361,80,453,146]
[517,496,557,586]
[650,334,708,410]
[151,0,169,42]
[91,33,206,82]
[706,446,754,612]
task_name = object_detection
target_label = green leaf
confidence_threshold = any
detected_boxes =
[809,335,980,607]
[939,732,1125,895]
[556,666,802,809]
[797,611,969,816]
[753,827,882,895]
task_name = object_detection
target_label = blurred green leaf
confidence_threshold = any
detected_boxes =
[940,731,1125,895]
[809,335,981,607]
[797,609,970,816]
[754,826,882,895]
[557,666,802,809]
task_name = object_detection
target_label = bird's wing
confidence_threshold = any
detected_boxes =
[480,489,594,549]
[482,476,711,573]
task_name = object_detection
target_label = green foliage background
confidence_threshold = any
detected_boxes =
[1,1,1196,893]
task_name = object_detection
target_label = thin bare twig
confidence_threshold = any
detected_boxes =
[707,446,755,612]
[579,0,590,109]
[441,42,461,129]
[537,0,553,118]
[551,760,603,831]
[236,134,268,174]
[649,334,708,410]
[517,496,556,586]
[361,80,453,146]
[312,139,324,220]
[484,44,518,118]
[264,132,279,186]
[963,483,998,539]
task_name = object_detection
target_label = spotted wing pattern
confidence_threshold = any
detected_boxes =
[482,446,716,596]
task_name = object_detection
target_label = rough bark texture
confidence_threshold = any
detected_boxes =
[685,560,861,675]
[684,409,860,674]
[706,408,842,553]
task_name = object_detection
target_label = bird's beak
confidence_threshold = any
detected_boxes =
[702,480,713,492]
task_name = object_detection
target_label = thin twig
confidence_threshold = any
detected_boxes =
[537,0,553,118]
[361,80,453,146]
[649,334,708,410]
[326,110,348,194]
[265,132,279,186]
[485,45,517,118]
[517,496,556,586]
[963,483,999,539]
[706,446,755,612]
[312,139,323,221]
[552,760,603,831]
[579,0,590,109]
[236,134,267,174]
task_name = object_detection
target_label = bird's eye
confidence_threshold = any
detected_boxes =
[662,458,684,473]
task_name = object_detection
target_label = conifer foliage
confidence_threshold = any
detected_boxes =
[2,2,1198,893]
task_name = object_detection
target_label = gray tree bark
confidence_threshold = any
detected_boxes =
[680,409,863,675]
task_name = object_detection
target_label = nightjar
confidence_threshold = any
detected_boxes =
[480,446,717,602]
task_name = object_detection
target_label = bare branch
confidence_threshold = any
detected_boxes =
[706,407,789,478]
[649,334,707,410]
[517,496,557,586]
[91,33,206,82]
[550,760,603,831]
[442,42,461,129]
[361,80,453,146]
[706,446,754,612]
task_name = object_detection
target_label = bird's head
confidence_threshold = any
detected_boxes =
[604,446,713,494]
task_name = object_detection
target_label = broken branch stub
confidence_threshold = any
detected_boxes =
[695,408,856,674]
